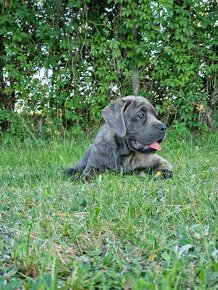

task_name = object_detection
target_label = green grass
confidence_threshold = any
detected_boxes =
[0,131,218,289]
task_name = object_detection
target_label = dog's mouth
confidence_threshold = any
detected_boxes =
[128,139,162,153]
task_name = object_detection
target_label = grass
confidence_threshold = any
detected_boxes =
[0,130,217,289]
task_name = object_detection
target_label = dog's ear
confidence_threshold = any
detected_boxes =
[102,98,127,137]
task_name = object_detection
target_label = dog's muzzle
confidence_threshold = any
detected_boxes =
[128,138,163,153]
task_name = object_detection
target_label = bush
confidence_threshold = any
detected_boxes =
[0,0,217,135]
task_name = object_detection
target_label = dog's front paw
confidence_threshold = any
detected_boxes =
[154,161,173,179]
[154,169,173,179]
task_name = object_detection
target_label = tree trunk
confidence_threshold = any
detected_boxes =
[132,65,140,96]
[0,35,16,131]
[131,27,140,95]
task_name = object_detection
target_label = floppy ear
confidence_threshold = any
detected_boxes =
[102,98,127,137]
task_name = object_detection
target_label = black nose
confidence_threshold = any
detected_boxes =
[157,123,166,133]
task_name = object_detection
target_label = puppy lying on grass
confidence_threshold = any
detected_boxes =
[66,96,173,180]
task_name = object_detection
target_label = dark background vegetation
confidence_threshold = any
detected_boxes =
[0,0,217,139]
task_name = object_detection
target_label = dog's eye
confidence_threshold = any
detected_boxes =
[137,113,145,120]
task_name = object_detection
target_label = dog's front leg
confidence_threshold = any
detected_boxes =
[122,153,173,179]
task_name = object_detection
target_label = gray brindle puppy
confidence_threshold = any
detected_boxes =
[67,96,173,179]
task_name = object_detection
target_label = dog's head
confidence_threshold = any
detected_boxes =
[102,96,166,153]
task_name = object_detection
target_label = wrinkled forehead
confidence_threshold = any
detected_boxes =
[122,95,149,104]
[122,95,156,115]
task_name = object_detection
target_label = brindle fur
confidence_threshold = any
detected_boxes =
[66,96,173,179]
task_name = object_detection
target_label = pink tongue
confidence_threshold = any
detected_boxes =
[148,142,161,151]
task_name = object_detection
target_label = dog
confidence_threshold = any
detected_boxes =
[66,96,173,179]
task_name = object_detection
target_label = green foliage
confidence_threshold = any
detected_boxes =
[0,0,217,134]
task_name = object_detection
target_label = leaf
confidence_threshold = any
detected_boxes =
[173,244,193,259]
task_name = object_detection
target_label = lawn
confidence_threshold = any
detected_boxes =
[0,130,217,289]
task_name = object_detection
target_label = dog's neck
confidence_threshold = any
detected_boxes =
[115,135,131,155]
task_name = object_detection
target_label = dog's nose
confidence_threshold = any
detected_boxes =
[157,123,166,133]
